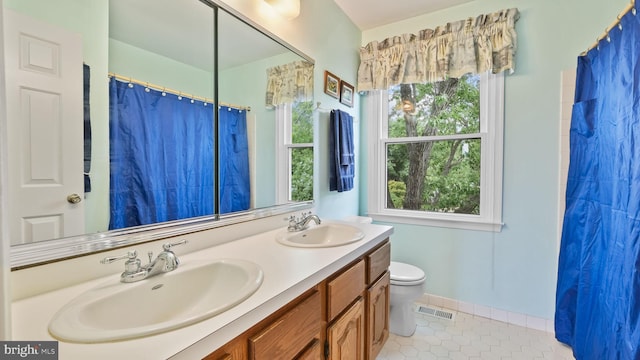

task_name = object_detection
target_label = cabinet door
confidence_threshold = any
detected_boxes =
[367,271,390,360]
[327,297,365,360]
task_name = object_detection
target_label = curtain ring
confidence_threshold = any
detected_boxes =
[161,87,166,97]
[177,92,182,100]
[144,82,150,92]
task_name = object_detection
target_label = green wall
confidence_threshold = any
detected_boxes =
[219,52,300,209]
[109,39,214,98]
[361,0,629,319]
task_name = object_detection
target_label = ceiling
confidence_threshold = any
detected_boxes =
[109,0,476,72]
[110,0,289,72]
[333,0,475,30]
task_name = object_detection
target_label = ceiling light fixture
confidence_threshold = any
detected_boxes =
[264,0,300,20]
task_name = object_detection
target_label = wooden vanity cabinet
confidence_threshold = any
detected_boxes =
[326,297,365,360]
[249,289,322,359]
[202,239,390,360]
[366,271,390,359]
[327,259,365,321]
[324,240,391,360]
[365,241,391,360]
[202,336,246,360]
[326,259,366,359]
[203,287,322,360]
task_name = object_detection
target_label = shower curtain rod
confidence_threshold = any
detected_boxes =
[581,0,636,56]
[107,72,251,112]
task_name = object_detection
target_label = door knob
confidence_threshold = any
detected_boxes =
[67,193,82,204]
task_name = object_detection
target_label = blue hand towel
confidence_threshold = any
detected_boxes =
[329,110,354,192]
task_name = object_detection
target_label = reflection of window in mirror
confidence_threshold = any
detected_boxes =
[275,101,314,203]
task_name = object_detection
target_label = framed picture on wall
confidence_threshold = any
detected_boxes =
[340,81,354,107]
[324,71,340,99]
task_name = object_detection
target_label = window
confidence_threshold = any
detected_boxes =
[367,72,504,231]
[276,101,314,203]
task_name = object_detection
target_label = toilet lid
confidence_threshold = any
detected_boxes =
[390,261,426,283]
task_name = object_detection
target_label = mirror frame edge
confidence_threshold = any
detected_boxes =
[11,201,313,269]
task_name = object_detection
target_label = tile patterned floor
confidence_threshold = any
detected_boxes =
[377,306,575,360]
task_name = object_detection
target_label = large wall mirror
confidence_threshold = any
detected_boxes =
[4,0,314,268]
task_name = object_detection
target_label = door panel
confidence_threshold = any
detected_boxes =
[4,9,84,244]
[327,297,364,360]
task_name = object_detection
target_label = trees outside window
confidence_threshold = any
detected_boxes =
[367,72,504,231]
[276,101,314,203]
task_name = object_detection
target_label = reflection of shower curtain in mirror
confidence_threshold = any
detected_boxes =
[219,106,250,214]
[108,79,215,229]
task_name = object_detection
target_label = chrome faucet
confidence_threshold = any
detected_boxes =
[287,212,321,232]
[101,240,188,283]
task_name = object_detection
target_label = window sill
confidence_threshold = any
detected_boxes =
[368,212,503,232]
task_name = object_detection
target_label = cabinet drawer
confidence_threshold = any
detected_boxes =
[202,335,246,360]
[327,259,365,321]
[249,290,321,360]
[297,339,322,360]
[367,240,390,285]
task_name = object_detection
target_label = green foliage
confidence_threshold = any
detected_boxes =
[386,74,481,214]
[387,180,406,208]
[291,147,313,201]
[291,101,314,201]
[292,101,314,143]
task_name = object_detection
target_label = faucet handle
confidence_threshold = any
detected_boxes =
[100,250,138,264]
[101,250,141,275]
[162,239,188,251]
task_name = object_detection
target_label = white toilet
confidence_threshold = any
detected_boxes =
[389,261,426,337]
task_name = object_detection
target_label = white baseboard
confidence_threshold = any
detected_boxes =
[419,293,554,334]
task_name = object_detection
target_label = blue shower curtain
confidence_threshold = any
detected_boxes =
[109,79,214,229]
[219,106,250,213]
[555,5,640,359]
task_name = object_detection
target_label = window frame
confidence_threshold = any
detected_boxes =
[275,103,314,204]
[366,72,505,232]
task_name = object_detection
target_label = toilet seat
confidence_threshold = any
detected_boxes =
[390,261,425,286]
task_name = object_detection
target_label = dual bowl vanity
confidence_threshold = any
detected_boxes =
[11,219,393,359]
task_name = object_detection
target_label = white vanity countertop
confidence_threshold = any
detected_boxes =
[11,221,393,360]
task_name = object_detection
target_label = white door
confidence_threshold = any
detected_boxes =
[4,9,84,245]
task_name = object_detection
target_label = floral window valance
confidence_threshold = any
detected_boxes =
[265,60,314,108]
[357,8,520,91]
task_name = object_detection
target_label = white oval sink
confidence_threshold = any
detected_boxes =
[276,223,365,248]
[49,258,263,343]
